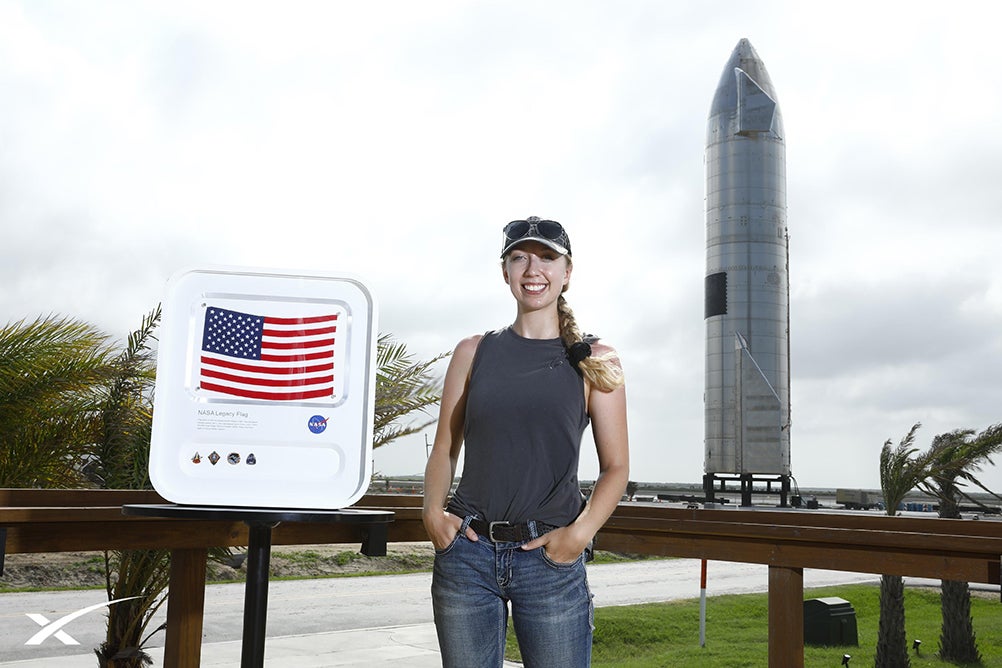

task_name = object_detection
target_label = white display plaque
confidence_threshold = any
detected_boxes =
[149,266,378,509]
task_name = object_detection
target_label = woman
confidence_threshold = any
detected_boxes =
[423,216,630,667]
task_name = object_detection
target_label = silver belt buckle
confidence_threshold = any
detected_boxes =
[488,520,511,542]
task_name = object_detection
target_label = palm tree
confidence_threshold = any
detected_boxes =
[919,423,1002,663]
[0,311,163,667]
[0,316,114,487]
[86,307,165,668]
[875,422,931,668]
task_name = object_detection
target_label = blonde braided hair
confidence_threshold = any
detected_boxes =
[556,294,624,392]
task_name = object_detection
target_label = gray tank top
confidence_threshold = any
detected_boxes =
[447,327,589,526]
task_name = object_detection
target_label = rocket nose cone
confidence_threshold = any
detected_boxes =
[708,38,782,130]
[733,38,758,59]
[721,39,769,90]
[732,39,770,83]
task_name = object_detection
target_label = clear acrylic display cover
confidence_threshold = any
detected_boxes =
[149,266,378,509]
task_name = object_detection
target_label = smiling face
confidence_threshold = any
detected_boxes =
[502,240,572,312]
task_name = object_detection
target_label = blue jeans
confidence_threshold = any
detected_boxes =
[431,515,594,668]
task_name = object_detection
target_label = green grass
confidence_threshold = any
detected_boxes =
[274,549,363,567]
[505,584,1002,666]
[0,583,106,593]
[590,552,666,565]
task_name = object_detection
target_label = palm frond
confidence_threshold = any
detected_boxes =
[373,332,448,449]
[879,422,931,516]
[921,423,1002,512]
[88,306,161,490]
[0,315,117,487]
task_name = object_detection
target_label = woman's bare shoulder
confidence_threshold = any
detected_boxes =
[447,333,485,370]
[589,338,619,360]
[454,333,484,355]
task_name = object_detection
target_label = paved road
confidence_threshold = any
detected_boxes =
[0,558,888,664]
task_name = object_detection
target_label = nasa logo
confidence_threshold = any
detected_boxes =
[308,415,329,434]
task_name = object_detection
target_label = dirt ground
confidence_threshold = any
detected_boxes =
[0,542,437,591]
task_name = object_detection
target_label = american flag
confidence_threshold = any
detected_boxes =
[199,306,338,401]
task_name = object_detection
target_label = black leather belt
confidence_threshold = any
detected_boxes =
[469,518,557,543]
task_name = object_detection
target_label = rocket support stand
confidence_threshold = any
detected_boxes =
[703,473,791,507]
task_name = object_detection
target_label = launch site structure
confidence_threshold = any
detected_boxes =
[704,39,791,506]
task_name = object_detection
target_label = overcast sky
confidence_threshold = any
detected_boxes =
[2,1,1000,494]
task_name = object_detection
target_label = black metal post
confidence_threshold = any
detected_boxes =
[741,473,753,507]
[241,521,279,668]
[360,522,388,557]
[0,527,7,576]
[703,473,716,503]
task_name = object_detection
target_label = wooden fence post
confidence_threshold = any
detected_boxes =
[163,547,208,668]
[768,565,803,668]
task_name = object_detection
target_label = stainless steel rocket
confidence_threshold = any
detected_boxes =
[704,39,790,501]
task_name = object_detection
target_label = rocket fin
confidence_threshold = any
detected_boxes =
[734,333,788,473]
[735,68,777,136]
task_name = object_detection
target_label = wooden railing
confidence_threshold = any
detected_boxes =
[2,489,1001,667]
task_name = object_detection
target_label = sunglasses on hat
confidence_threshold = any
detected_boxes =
[501,216,572,257]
